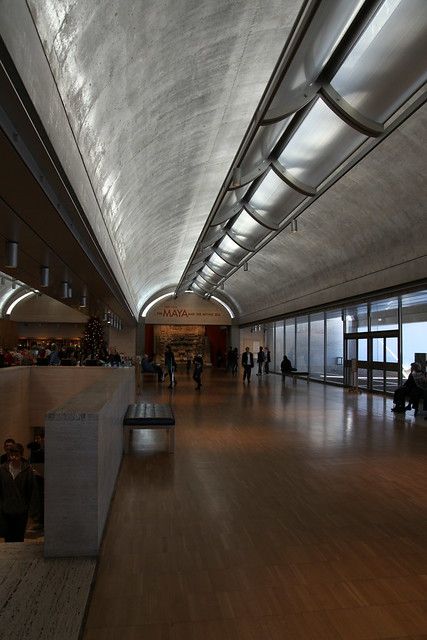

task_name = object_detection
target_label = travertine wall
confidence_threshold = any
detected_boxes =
[0,366,118,446]
[44,368,134,557]
[0,367,31,446]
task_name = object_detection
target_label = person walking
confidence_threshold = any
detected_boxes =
[231,347,238,377]
[241,347,254,383]
[165,345,177,388]
[193,353,203,390]
[264,347,271,374]
[256,346,265,376]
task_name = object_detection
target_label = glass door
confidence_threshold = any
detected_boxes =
[345,330,399,393]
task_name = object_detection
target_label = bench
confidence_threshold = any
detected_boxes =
[123,403,175,453]
[283,371,309,385]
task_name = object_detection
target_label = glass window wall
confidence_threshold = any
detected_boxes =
[274,321,284,373]
[285,318,296,367]
[402,290,427,377]
[370,297,398,331]
[326,310,344,384]
[309,312,324,380]
[345,304,368,333]
[296,316,309,371]
[241,288,427,394]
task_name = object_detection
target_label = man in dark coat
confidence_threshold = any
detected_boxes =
[241,347,254,383]
[0,444,40,542]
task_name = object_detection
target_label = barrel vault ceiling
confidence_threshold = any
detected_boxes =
[0,0,426,325]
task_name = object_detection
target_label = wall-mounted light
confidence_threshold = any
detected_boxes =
[5,241,18,268]
[5,290,35,315]
[61,281,68,299]
[40,266,49,288]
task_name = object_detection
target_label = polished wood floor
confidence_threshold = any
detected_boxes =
[83,369,427,640]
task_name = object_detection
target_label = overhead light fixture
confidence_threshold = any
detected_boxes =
[177,0,427,299]
[40,266,49,287]
[5,241,18,268]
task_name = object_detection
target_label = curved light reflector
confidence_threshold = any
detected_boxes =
[249,168,306,225]
[200,264,224,285]
[229,209,271,248]
[265,0,365,120]
[330,0,427,123]
[206,252,235,276]
[277,97,367,188]
[141,293,174,317]
[216,235,248,264]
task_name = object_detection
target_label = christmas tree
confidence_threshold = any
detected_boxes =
[81,317,107,361]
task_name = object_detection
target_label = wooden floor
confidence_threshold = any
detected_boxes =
[83,370,427,640]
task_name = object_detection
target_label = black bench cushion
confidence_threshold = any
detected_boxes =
[123,403,175,425]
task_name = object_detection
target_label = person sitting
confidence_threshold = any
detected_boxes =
[281,355,296,376]
[408,366,427,416]
[141,354,164,382]
[391,362,419,413]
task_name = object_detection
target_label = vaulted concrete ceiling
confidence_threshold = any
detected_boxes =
[1,0,426,324]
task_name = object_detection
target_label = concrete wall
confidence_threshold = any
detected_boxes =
[44,368,134,557]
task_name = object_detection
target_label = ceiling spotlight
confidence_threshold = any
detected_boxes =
[40,266,49,287]
[5,241,18,268]
[291,219,298,233]
[244,262,249,272]
[61,281,68,299]
[68,286,73,298]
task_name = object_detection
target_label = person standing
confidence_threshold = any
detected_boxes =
[256,346,265,376]
[165,344,177,388]
[241,347,254,383]
[0,444,40,542]
[231,347,238,377]
[264,347,271,374]
[193,353,203,390]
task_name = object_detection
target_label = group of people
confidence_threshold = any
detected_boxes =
[0,436,44,542]
[391,362,427,416]
[0,343,133,368]
[142,345,204,390]
[241,347,283,382]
